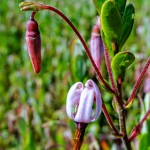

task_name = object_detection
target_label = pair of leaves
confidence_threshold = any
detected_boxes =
[93,0,135,53]
[93,0,126,16]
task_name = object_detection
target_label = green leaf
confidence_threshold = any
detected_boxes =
[125,100,133,108]
[101,0,122,42]
[111,52,135,80]
[139,133,150,150]
[93,0,106,15]
[112,99,119,112]
[119,4,135,50]
[114,0,126,16]
[18,117,27,136]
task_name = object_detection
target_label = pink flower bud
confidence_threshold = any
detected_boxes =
[26,12,41,73]
[66,79,102,123]
[90,24,104,69]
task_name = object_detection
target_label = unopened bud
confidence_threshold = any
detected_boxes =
[90,24,104,69]
[26,12,41,73]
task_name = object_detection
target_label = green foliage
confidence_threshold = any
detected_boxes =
[111,51,135,80]
[101,0,122,43]
[93,0,105,14]
[95,0,135,54]
[139,133,150,150]
[114,0,126,16]
[119,3,135,50]
[0,0,150,149]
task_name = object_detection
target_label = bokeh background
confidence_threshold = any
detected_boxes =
[0,0,150,149]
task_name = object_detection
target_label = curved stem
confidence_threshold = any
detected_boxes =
[104,46,117,92]
[37,4,115,94]
[126,57,150,107]
[102,103,120,136]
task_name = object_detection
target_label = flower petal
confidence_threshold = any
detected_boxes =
[85,79,102,122]
[66,82,83,119]
[74,87,95,123]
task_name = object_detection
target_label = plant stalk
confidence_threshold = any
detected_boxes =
[32,3,116,94]
[73,122,88,150]
[116,78,131,150]
[126,57,150,107]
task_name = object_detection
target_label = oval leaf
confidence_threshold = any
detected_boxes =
[93,0,106,15]
[101,0,122,42]
[114,0,126,16]
[139,133,150,150]
[119,4,135,50]
[111,52,135,80]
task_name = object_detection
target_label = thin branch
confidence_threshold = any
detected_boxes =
[73,122,88,150]
[104,46,117,92]
[116,79,131,150]
[102,103,120,136]
[35,4,116,94]
[126,57,150,107]
[129,108,150,142]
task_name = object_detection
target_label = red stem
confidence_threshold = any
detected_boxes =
[102,103,120,136]
[104,46,117,92]
[129,108,150,142]
[38,4,115,94]
[126,57,150,107]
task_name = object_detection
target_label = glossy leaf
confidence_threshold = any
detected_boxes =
[114,0,126,16]
[101,0,122,42]
[93,0,105,14]
[111,52,135,80]
[101,31,114,57]
[139,133,150,150]
[119,4,135,50]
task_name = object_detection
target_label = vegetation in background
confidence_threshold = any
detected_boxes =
[0,0,150,149]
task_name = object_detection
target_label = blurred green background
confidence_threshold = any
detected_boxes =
[0,0,150,149]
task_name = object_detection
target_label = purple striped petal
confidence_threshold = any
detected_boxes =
[66,79,102,123]
[66,82,83,119]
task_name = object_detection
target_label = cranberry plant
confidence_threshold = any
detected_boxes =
[17,0,150,149]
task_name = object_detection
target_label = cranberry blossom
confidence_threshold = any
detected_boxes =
[66,79,102,123]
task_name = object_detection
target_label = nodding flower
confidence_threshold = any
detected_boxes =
[66,79,102,123]
[90,22,104,69]
[26,12,41,73]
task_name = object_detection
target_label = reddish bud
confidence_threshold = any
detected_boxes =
[26,12,41,73]
[90,24,104,69]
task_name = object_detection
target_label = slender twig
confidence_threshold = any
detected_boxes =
[32,4,116,94]
[104,47,130,147]
[102,103,120,136]
[129,108,150,142]
[116,78,131,150]
[126,57,150,107]
[104,46,117,92]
